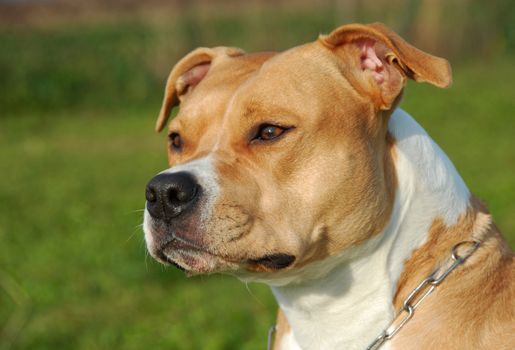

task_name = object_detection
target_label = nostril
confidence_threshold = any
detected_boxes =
[169,184,198,203]
[146,186,157,203]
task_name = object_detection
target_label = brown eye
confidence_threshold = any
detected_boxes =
[169,132,182,151]
[254,124,289,143]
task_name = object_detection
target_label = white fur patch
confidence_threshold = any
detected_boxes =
[143,209,155,250]
[279,330,302,350]
[388,108,469,225]
[272,213,399,349]
[386,108,470,291]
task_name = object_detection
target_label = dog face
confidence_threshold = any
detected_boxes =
[143,23,451,281]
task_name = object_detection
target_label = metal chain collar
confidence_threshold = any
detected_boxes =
[266,239,481,350]
[267,325,276,350]
[366,239,481,350]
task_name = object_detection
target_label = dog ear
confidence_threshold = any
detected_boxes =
[319,22,452,110]
[155,46,245,132]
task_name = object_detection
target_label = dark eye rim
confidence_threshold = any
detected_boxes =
[250,123,295,144]
[168,132,182,151]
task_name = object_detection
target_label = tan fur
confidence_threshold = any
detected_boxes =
[390,197,515,349]
[151,22,514,348]
[161,37,404,269]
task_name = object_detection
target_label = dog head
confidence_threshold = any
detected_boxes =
[143,23,451,283]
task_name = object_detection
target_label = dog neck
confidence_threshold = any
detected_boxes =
[271,108,471,349]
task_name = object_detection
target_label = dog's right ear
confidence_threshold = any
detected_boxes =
[155,46,245,132]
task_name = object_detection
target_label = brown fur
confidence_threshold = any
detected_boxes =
[151,22,513,348]
[159,35,405,269]
[390,197,515,349]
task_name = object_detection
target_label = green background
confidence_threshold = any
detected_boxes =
[1,1,513,349]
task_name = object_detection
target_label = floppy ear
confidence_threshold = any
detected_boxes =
[319,22,452,110]
[155,46,245,132]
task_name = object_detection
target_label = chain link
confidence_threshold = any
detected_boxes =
[366,239,481,350]
[267,325,276,350]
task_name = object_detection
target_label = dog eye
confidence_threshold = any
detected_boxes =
[168,132,182,151]
[253,124,290,143]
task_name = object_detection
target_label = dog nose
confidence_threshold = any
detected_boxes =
[145,172,200,220]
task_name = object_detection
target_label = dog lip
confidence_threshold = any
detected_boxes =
[164,236,203,252]
[158,250,187,271]
[248,253,296,270]
[157,237,203,270]
[158,237,226,273]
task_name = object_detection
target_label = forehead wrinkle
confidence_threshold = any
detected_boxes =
[213,68,265,148]
[173,57,265,130]
[221,59,286,125]
[172,117,185,131]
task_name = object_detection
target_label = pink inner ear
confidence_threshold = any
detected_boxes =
[182,63,211,90]
[359,40,385,84]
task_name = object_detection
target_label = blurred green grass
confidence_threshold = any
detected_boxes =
[0,5,514,350]
[0,10,341,114]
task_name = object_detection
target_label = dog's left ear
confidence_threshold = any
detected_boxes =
[155,46,245,132]
[319,22,452,110]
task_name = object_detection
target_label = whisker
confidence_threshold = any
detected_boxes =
[125,224,144,244]
[124,208,146,215]
[144,247,150,271]
[244,281,265,306]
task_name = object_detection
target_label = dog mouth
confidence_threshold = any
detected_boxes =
[157,248,187,271]
[145,217,297,274]
[155,237,296,274]
[247,254,296,271]
[156,237,238,274]
[165,258,187,271]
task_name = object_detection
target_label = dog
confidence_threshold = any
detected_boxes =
[143,23,514,349]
